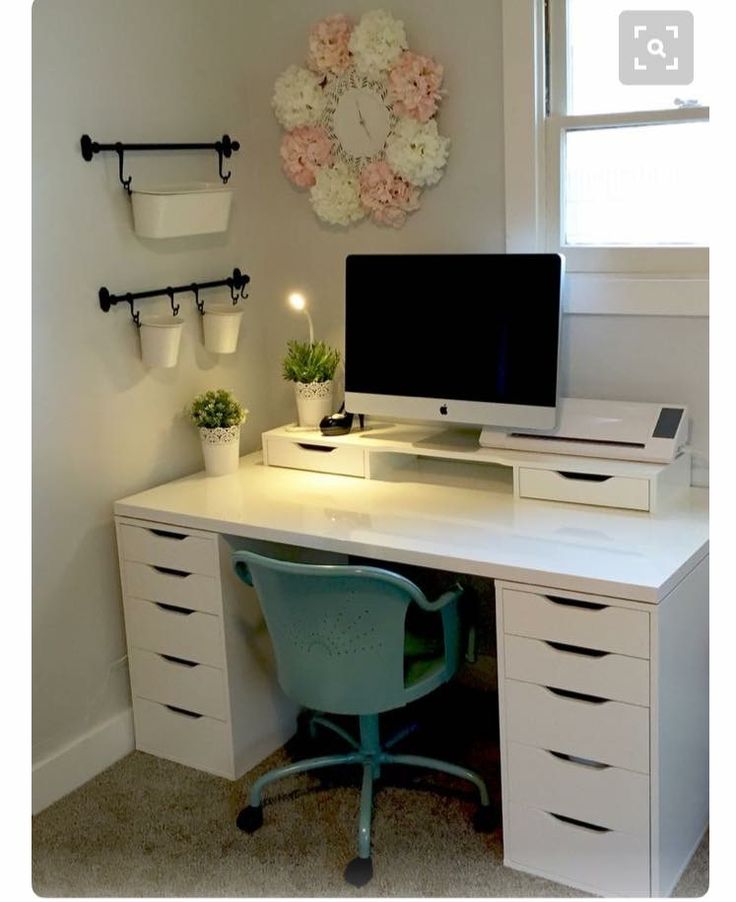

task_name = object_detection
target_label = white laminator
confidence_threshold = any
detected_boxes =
[480,398,688,464]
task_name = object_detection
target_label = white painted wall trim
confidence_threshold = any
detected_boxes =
[565,274,709,317]
[32,708,134,815]
[502,0,546,253]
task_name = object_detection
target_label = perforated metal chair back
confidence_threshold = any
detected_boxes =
[232,550,455,715]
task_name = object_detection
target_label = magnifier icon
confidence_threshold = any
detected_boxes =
[647,37,666,58]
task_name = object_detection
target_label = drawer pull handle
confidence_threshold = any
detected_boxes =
[545,640,609,658]
[151,565,191,578]
[296,443,337,453]
[557,471,613,483]
[546,686,609,705]
[548,812,612,833]
[548,750,610,770]
[164,704,202,719]
[160,654,199,668]
[148,528,187,540]
[545,595,607,611]
[154,602,194,616]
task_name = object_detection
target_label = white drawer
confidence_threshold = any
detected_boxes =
[518,466,650,511]
[130,648,229,720]
[506,741,649,835]
[123,561,220,615]
[265,434,365,477]
[502,587,649,659]
[118,522,217,576]
[504,679,649,773]
[506,801,650,897]
[133,697,233,778]
[123,597,225,667]
[504,635,650,706]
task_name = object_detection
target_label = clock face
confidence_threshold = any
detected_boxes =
[321,70,397,170]
[332,87,391,158]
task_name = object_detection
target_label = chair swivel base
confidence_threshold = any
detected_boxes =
[235,714,494,886]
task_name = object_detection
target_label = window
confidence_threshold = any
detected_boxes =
[501,0,709,313]
[546,0,709,274]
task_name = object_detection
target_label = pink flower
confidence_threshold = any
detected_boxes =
[280,126,334,188]
[307,14,353,76]
[358,161,421,228]
[388,51,444,122]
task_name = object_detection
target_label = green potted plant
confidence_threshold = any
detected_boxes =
[282,339,341,428]
[187,388,248,476]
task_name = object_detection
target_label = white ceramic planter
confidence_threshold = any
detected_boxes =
[199,425,241,476]
[131,182,233,239]
[202,304,243,354]
[294,380,334,428]
[139,315,185,368]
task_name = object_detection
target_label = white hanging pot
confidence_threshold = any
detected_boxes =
[294,380,334,428]
[199,425,241,476]
[139,314,185,368]
[202,304,243,354]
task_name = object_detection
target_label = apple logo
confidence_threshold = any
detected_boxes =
[440,404,448,416]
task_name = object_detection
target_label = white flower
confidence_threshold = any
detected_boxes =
[385,117,450,186]
[309,164,366,226]
[348,9,408,78]
[272,65,326,130]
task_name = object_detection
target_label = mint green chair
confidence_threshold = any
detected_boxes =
[232,549,495,887]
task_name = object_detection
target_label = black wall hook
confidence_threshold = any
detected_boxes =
[167,288,180,317]
[192,285,205,316]
[98,268,251,323]
[81,134,241,193]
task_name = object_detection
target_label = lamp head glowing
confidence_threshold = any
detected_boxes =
[287,292,314,345]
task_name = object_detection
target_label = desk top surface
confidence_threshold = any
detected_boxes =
[115,452,708,603]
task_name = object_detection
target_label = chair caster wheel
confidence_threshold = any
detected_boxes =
[236,805,263,833]
[473,804,498,833]
[344,855,373,887]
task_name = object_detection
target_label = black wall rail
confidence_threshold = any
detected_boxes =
[99,268,250,327]
[80,134,240,193]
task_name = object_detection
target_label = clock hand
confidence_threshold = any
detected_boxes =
[355,99,372,140]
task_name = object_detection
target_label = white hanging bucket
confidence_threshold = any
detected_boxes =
[199,425,241,476]
[139,315,185,368]
[202,304,243,354]
[294,380,334,428]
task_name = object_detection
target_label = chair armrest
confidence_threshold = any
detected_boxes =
[412,583,464,612]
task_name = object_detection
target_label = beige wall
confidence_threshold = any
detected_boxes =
[32,0,506,770]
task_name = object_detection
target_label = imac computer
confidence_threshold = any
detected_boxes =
[344,253,564,432]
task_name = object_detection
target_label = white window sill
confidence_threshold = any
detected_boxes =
[564,274,709,316]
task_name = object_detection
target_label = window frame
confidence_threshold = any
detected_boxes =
[502,0,709,315]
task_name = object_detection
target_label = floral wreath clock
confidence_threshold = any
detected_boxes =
[271,9,450,228]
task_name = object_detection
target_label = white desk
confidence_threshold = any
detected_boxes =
[114,451,708,897]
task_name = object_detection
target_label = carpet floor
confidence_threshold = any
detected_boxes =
[32,687,708,897]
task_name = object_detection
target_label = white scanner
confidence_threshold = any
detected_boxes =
[480,398,688,464]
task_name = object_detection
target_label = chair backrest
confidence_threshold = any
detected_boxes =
[232,550,432,715]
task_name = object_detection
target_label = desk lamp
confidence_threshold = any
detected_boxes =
[287,292,314,345]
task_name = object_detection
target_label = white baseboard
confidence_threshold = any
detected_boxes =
[32,708,134,815]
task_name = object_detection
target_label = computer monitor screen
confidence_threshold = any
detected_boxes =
[344,253,563,431]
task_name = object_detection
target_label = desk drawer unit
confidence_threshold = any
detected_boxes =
[502,588,649,658]
[116,518,235,777]
[506,802,650,897]
[504,634,650,706]
[133,697,233,778]
[497,581,655,896]
[263,433,366,477]
[123,597,225,668]
[129,648,229,720]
